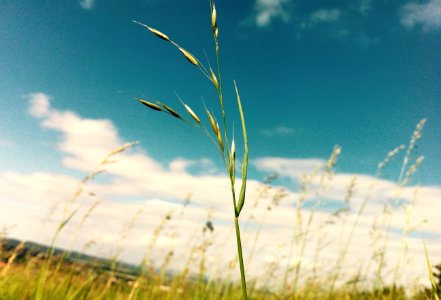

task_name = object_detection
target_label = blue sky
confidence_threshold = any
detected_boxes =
[0,0,440,287]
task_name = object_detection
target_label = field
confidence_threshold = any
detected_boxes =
[0,125,440,299]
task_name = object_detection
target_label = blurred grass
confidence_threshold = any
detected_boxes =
[0,253,437,299]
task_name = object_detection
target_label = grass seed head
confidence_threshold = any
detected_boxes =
[326,145,342,171]
[135,98,163,111]
[216,123,224,152]
[406,155,425,179]
[229,139,236,177]
[159,102,182,119]
[210,68,219,90]
[206,110,219,136]
[133,21,170,41]
[376,144,405,177]
[230,139,235,160]
[184,103,201,123]
[108,141,139,156]
[178,47,198,66]
[211,3,217,29]
[147,26,170,41]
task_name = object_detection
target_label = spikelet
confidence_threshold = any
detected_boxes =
[405,156,425,179]
[229,139,235,177]
[178,47,198,66]
[133,21,170,41]
[108,141,139,156]
[376,144,405,177]
[210,68,219,90]
[158,102,182,119]
[216,123,224,152]
[147,26,170,41]
[206,110,218,136]
[399,118,427,183]
[211,3,217,29]
[135,98,163,111]
[230,139,236,159]
[183,103,201,123]
[326,145,342,171]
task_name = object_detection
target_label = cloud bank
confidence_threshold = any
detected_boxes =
[0,92,440,288]
[251,0,291,27]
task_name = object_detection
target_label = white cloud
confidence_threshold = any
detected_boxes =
[252,0,291,27]
[359,0,373,15]
[310,9,342,23]
[296,7,380,48]
[1,92,440,288]
[24,93,237,209]
[401,0,441,30]
[301,8,342,30]
[28,93,50,118]
[79,0,96,10]
[259,125,295,137]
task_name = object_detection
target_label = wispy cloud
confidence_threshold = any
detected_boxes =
[79,0,96,10]
[310,9,342,23]
[259,125,295,137]
[28,92,50,118]
[358,0,373,15]
[331,29,380,47]
[300,8,342,30]
[296,5,381,47]
[251,0,291,28]
[401,0,441,30]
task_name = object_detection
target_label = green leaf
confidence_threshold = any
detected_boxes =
[234,81,248,216]
[424,240,440,300]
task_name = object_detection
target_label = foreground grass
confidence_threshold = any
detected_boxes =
[0,264,409,300]
[0,259,269,300]
[0,251,438,300]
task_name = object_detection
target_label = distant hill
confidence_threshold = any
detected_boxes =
[0,238,140,280]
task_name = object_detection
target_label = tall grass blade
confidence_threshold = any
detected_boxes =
[424,240,440,300]
[234,81,248,215]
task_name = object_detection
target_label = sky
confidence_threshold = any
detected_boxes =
[0,0,440,290]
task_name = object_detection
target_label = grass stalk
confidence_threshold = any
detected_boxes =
[133,2,250,298]
[234,217,248,300]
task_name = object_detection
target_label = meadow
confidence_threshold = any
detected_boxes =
[0,116,439,299]
[0,135,440,299]
[0,1,440,299]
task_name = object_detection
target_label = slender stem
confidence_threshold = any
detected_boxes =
[234,217,248,300]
